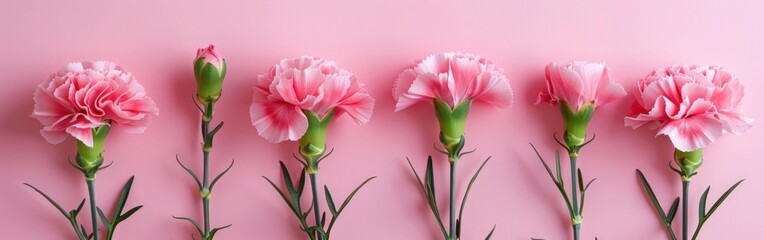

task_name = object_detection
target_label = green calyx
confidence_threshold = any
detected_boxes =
[194,57,227,104]
[76,125,111,179]
[560,101,594,150]
[674,148,703,181]
[434,99,471,161]
[299,110,334,173]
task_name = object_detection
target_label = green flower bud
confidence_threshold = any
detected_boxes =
[194,45,226,104]
[433,99,471,161]
[299,110,334,173]
[674,148,703,181]
[76,125,110,179]
[560,101,594,150]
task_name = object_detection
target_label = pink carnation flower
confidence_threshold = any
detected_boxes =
[537,61,626,110]
[250,56,375,143]
[625,65,753,151]
[393,52,513,111]
[31,61,159,147]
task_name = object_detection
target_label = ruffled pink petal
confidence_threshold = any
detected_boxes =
[470,72,513,108]
[335,91,374,125]
[392,69,417,101]
[593,67,626,107]
[625,96,668,129]
[66,126,94,147]
[250,100,308,143]
[658,114,724,152]
[395,73,445,111]
[546,63,584,109]
[717,111,754,135]
[309,72,350,117]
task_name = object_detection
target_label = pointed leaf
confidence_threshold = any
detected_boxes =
[176,155,202,190]
[279,161,296,195]
[172,216,204,236]
[425,156,436,200]
[23,183,68,217]
[97,207,111,227]
[699,186,710,217]
[693,179,744,240]
[325,186,337,215]
[458,157,490,231]
[529,144,560,185]
[263,176,300,218]
[555,150,563,185]
[209,121,224,137]
[325,176,376,237]
[667,197,680,222]
[636,170,669,222]
[407,157,449,238]
[118,206,143,223]
[705,180,744,219]
[209,159,235,190]
[484,225,496,240]
[208,224,232,239]
[297,168,307,198]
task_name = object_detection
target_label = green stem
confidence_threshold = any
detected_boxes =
[309,173,324,240]
[86,179,100,240]
[573,224,580,240]
[570,156,580,240]
[682,181,689,240]
[203,150,210,236]
[449,161,457,240]
[201,100,214,238]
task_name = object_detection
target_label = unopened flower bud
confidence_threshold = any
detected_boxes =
[194,44,226,103]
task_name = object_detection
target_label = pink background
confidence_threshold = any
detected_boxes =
[1,1,763,239]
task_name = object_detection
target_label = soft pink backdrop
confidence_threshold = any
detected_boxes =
[1,1,763,239]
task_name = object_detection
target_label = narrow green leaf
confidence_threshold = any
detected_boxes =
[172,215,203,236]
[407,157,449,238]
[636,169,677,240]
[407,158,427,196]
[636,170,669,221]
[75,198,86,215]
[693,179,744,240]
[530,144,574,218]
[529,144,560,185]
[209,159,235,190]
[96,207,111,227]
[113,176,135,222]
[425,156,436,201]
[325,186,337,215]
[456,218,461,239]
[208,224,232,239]
[176,155,202,190]
[577,169,584,193]
[457,157,490,233]
[484,225,496,240]
[667,197,680,222]
[705,180,744,219]
[555,150,563,185]
[118,206,143,223]
[325,176,376,237]
[279,161,296,195]
[321,211,327,227]
[209,121,224,137]
[297,167,307,198]
[23,183,68,217]
[699,186,710,218]
[262,176,300,217]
